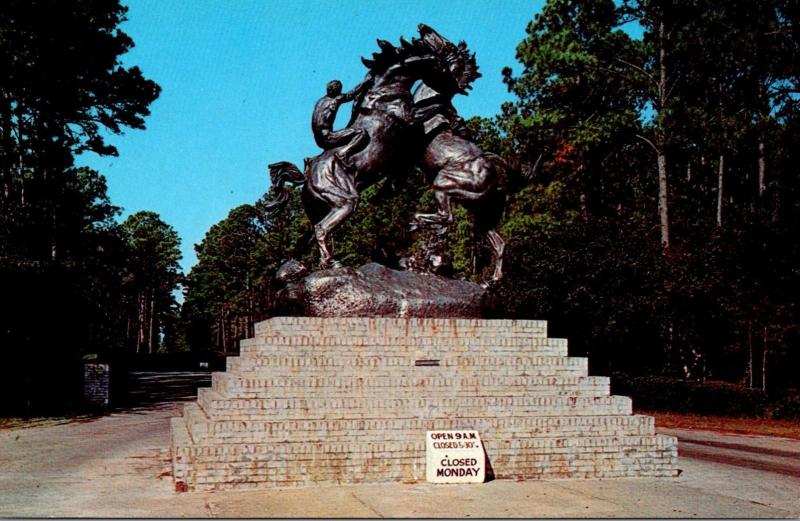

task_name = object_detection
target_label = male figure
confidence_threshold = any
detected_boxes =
[312,80,369,170]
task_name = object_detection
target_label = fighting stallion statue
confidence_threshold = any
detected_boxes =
[266,24,508,283]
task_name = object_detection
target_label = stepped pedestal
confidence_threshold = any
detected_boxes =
[171,317,678,491]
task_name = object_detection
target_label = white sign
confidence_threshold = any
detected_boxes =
[425,430,485,483]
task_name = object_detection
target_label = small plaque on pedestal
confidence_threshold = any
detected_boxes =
[426,430,485,483]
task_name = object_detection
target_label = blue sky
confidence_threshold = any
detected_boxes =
[75,1,556,273]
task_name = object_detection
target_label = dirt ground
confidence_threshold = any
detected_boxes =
[646,410,800,440]
[1,372,799,518]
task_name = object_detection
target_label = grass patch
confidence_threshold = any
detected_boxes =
[0,414,98,431]
[646,410,800,439]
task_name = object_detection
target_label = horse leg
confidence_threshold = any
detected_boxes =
[314,197,358,269]
[486,228,505,282]
[473,181,506,284]
[413,188,454,229]
[304,151,361,269]
[414,156,494,228]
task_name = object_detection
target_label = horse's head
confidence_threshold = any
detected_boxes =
[414,24,481,96]
[360,24,481,97]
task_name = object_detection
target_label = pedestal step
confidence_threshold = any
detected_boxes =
[210,373,609,399]
[240,336,568,354]
[226,354,589,375]
[195,387,632,420]
[183,402,656,443]
[255,317,549,339]
[172,418,676,490]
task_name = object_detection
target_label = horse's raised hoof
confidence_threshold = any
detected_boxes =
[481,278,500,290]
[319,258,343,270]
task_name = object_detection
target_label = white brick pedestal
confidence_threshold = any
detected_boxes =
[171,317,678,491]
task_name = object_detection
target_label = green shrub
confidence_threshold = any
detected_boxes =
[610,373,769,417]
[769,394,800,420]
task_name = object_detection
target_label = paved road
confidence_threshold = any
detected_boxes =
[1,372,799,518]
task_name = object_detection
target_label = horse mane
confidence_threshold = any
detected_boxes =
[360,36,424,73]
[360,24,481,90]
[450,41,482,89]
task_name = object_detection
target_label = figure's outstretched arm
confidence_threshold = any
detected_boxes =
[342,75,373,101]
[346,74,374,126]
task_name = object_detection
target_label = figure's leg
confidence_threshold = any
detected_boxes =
[325,129,369,170]
[337,129,369,163]
[305,153,360,269]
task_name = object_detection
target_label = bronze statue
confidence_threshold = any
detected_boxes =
[267,24,507,283]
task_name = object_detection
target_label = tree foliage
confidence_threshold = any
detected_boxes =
[182,1,800,397]
[0,0,160,164]
[488,0,800,388]
[182,205,269,354]
[0,0,170,414]
[120,211,182,355]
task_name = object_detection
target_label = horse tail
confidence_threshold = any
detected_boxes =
[265,161,305,217]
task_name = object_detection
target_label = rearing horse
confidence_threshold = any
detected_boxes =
[266,24,479,269]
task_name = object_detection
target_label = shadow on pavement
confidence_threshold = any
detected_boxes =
[0,371,212,430]
[114,371,212,413]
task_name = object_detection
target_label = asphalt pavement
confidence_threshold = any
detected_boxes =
[1,371,798,518]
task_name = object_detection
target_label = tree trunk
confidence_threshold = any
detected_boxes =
[148,288,155,355]
[221,312,228,355]
[662,317,674,375]
[136,292,144,354]
[0,91,11,200]
[717,154,725,227]
[656,18,670,252]
[213,318,220,352]
[658,152,670,251]
[757,76,768,199]
[126,313,134,352]
[51,210,57,261]
[747,321,754,389]
[758,140,766,197]
[761,326,767,392]
[15,104,25,183]
[247,280,255,338]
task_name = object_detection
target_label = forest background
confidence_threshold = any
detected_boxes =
[1,0,799,419]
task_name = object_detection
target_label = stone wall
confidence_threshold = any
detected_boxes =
[83,363,110,407]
